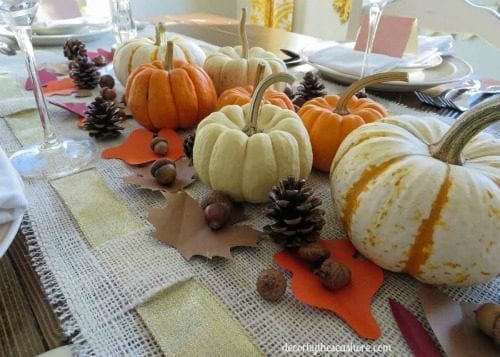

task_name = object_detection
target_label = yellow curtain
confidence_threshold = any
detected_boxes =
[250,0,295,31]
[333,0,352,23]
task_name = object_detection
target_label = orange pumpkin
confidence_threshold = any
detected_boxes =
[125,41,217,131]
[216,63,294,110]
[298,72,408,172]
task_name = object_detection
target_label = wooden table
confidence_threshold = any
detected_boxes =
[0,13,466,356]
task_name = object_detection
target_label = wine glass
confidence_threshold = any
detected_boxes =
[0,0,96,179]
[359,0,390,80]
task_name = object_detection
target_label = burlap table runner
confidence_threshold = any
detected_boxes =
[0,27,498,356]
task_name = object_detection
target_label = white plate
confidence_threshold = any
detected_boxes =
[314,55,473,92]
[0,25,111,46]
[0,174,25,258]
[32,17,89,35]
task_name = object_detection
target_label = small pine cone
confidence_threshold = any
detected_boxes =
[263,176,326,248]
[183,134,195,160]
[83,97,124,140]
[70,56,100,90]
[63,38,87,60]
[296,71,327,102]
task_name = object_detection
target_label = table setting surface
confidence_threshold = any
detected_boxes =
[0,12,499,357]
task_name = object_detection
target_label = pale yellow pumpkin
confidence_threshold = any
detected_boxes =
[330,98,500,286]
[203,8,287,95]
[193,73,313,203]
[113,23,207,86]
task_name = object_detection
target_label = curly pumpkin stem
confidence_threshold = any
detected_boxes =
[246,72,295,136]
[253,62,266,88]
[164,41,174,71]
[430,97,500,165]
[155,22,168,46]
[240,8,249,59]
[335,72,409,115]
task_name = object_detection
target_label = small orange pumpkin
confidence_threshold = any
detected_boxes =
[125,41,217,131]
[298,72,408,172]
[216,63,294,110]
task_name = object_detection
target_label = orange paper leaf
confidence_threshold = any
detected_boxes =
[149,192,259,260]
[123,158,196,193]
[101,128,184,165]
[42,77,78,96]
[273,239,384,339]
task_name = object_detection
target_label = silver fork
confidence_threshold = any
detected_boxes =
[414,80,480,109]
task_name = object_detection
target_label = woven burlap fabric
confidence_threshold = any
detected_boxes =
[1,28,499,356]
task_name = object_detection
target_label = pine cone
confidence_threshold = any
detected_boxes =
[70,56,100,90]
[296,71,327,102]
[83,97,124,140]
[183,134,195,160]
[63,38,87,60]
[263,176,325,247]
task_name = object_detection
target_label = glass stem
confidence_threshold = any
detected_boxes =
[12,26,59,149]
[359,3,384,80]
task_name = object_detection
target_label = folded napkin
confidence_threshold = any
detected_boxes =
[0,147,27,226]
[306,35,454,77]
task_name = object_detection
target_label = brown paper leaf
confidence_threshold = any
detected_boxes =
[123,158,196,193]
[149,192,259,260]
[418,285,499,357]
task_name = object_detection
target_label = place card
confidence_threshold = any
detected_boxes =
[37,0,81,21]
[51,170,144,248]
[354,14,418,58]
[137,278,263,356]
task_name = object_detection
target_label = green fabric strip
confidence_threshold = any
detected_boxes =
[51,169,144,248]
[137,278,264,357]
[4,109,43,146]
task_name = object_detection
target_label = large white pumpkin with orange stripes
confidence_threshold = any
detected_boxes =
[330,99,500,286]
[113,23,206,86]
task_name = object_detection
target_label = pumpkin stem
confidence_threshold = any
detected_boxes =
[246,72,295,135]
[240,8,249,59]
[430,97,500,165]
[253,62,266,88]
[335,72,409,115]
[164,41,174,71]
[155,22,168,46]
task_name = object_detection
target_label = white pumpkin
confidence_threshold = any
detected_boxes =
[203,8,287,94]
[330,98,500,286]
[113,23,206,86]
[194,73,313,203]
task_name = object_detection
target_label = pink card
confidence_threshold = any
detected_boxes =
[37,0,81,21]
[354,14,418,58]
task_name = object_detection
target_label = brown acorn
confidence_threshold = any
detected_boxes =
[297,242,330,266]
[92,55,106,67]
[256,268,286,301]
[314,259,351,291]
[475,303,500,345]
[204,202,231,231]
[150,136,169,155]
[99,74,115,89]
[150,159,176,185]
[100,87,117,101]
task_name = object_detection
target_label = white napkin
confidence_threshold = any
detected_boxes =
[0,147,27,225]
[305,35,454,77]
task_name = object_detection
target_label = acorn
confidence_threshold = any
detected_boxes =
[150,158,176,185]
[475,303,500,345]
[100,87,117,101]
[92,55,106,67]
[204,202,231,231]
[200,191,233,210]
[99,74,115,89]
[256,268,286,301]
[314,259,351,291]
[150,136,169,155]
[297,242,330,266]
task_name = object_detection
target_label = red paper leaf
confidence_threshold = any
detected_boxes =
[149,192,259,260]
[49,101,87,117]
[101,128,184,165]
[25,69,58,90]
[122,158,196,193]
[88,48,114,64]
[43,77,78,96]
[389,299,442,357]
[273,239,384,339]
[418,286,499,357]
